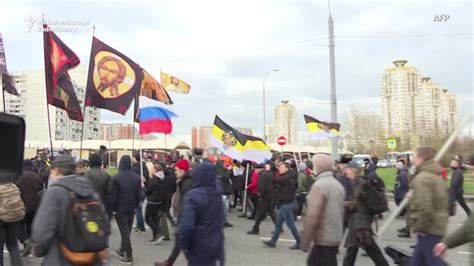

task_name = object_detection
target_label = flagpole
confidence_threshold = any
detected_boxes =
[42,18,54,159]
[242,163,250,216]
[164,133,168,155]
[2,87,6,113]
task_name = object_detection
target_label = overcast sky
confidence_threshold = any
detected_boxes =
[1,0,472,144]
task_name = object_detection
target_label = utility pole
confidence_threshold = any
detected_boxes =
[328,7,339,160]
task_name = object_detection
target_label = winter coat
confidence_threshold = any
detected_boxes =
[394,168,409,200]
[408,159,449,237]
[297,172,308,194]
[216,161,232,195]
[84,167,112,209]
[257,170,275,200]
[145,175,164,205]
[175,175,193,221]
[345,176,375,248]
[450,168,464,194]
[178,163,224,266]
[32,175,105,266]
[132,162,150,183]
[443,213,474,248]
[111,156,142,214]
[17,169,43,212]
[247,170,259,194]
[273,170,298,206]
[161,172,177,210]
[302,171,345,250]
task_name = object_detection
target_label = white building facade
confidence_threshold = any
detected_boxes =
[274,100,297,145]
[2,65,100,142]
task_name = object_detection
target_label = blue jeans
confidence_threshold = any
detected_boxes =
[223,195,230,224]
[270,202,301,245]
[410,234,447,266]
[135,200,145,230]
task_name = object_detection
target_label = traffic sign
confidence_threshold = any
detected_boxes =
[387,138,397,149]
[277,136,287,146]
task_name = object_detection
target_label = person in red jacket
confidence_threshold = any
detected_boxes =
[246,165,261,219]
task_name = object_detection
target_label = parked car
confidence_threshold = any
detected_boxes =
[377,159,389,168]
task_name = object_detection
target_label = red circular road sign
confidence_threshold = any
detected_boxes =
[277,136,287,146]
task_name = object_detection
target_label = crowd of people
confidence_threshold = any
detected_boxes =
[0,146,473,266]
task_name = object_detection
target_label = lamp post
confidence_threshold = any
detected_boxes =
[263,68,279,142]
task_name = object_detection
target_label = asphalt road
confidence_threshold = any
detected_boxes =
[7,200,474,266]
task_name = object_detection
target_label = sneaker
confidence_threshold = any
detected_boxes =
[289,244,301,250]
[163,236,171,241]
[120,256,133,264]
[262,240,275,248]
[20,239,33,257]
[398,231,411,238]
[224,222,233,227]
[114,249,125,259]
[151,235,165,245]
[155,261,172,266]
[135,227,146,233]
[247,229,259,235]
[148,236,158,244]
[397,227,408,233]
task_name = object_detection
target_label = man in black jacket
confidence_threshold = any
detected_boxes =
[216,160,233,227]
[85,154,112,216]
[247,163,276,235]
[450,157,470,216]
[263,162,301,249]
[112,155,142,263]
[132,154,149,233]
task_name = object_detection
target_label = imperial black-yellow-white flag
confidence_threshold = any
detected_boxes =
[304,114,340,140]
[210,116,271,163]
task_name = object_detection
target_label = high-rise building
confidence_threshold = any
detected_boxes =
[2,65,100,142]
[274,100,297,145]
[100,123,138,141]
[381,60,458,142]
[191,126,253,149]
[381,60,419,137]
[265,124,276,143]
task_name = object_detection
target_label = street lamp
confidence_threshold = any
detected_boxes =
[263,68,279,142]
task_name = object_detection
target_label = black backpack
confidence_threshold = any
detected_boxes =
[55,184,110,265]
[305,174,316,193]
[364,177,389,215]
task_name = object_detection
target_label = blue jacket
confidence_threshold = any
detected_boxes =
[178,163,224,266]
[394,168,409,200]
[450,168,464,193]
[111,156,141,214]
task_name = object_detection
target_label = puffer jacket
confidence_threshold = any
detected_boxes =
[408,159,449,237]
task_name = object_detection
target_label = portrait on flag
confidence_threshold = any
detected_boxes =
[140,69,173,105]
[85,37,143,114]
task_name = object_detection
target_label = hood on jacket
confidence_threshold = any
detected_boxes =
[53,175,94,197]
[417,159,442,176]
[192,163,217,188]
[119,155,132,171]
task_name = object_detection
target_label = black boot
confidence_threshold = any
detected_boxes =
[247,227,259,235]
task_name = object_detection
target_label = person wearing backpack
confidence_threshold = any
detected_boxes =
[296,162,311,217]
[31,155,110,266]
[342,161,389,266]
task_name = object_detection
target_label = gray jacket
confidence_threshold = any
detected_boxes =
[32,175,103,266]
[302,171,345,250]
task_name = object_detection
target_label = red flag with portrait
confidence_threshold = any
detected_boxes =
[84,37,143,114]
[43,25,83,121]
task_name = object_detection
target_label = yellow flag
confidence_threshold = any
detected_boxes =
[160,71,191,94]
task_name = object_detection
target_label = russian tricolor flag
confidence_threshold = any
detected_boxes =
[139,96,177,135]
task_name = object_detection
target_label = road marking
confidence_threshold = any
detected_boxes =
[457,251,473,255]
[260,237,296,243]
